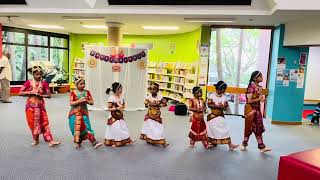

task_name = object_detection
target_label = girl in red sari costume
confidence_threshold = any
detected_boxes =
[68,75,103,149]
[19,66,61,147]
[240,71,271,153]
[188,86,212,149]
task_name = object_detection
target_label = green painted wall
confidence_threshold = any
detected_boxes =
[69,29,201,81]
[70,29,200,63]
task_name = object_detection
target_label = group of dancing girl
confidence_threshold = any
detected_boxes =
[19,65,271,153]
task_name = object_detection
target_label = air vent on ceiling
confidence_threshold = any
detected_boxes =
[107,0,252,5]
[0,0,27,5]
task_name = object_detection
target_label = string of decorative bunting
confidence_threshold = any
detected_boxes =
[90,50,146,64]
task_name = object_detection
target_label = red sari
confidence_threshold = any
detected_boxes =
[20,80,53,142]
[243,83,266,149]
[188,98,208,142]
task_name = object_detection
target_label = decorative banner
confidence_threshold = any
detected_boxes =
[90,50,146,64]
[88,57,98,68]
[137,60,146,69]
[112,64,121,72]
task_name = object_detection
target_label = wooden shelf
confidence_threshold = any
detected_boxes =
[159,87,183,94]
[148,62,198,103]
[74,58,85,77]
[148,79,185,86]
[159,87,171,91]
[148,79,173,83]
[172,74,185,78]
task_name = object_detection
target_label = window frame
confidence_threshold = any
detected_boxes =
[207,25,274,117]
[2,26,69,85]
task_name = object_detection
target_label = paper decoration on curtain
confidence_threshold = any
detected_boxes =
[137,60,146,69]
[90,50,146,64]
[88,57,98,68]
[112,64,121,72]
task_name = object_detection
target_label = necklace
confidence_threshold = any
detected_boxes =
[194,98,202,109]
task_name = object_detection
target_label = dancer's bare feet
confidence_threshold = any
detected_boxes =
[32,140,39,147]
[75,143,81,149]
[205,144,214,149]
[128,139,136,145]
[93,142,103,149]
[162,143,170,148]
[228,143,239,151]
[189,140,195,148]
[48,140,61,147]
[260,147,272,153]
[240,145,247,151]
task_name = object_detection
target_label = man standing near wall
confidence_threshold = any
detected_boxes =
[0,52,12,103]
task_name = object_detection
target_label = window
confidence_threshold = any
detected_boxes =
[50,37,68,48]
[28,34,48,46]
[28,47,49,61]
[50,48,68,72]
[2,44,26,81]
[208,28,271,87]
[2,26,69,84]
[2,31,25,44]
[208,27,272,115]
[2,30,26,82]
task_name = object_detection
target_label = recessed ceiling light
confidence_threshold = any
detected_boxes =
[142,26,179,30]
[184,18,236,23]
[28,25,64,29]
[82,25,108,29]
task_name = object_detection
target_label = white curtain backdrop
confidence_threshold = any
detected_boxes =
[84,45,148,111]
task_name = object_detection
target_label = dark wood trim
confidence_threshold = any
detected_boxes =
[264,28,274,117]
[271,121,302,125]
[283,45,318,48]
[2,42,25,46]
[10,81,26,85]
[2,26,69,39]
[211,25,274,30]
[25,44,68,50]
[24,30,28,81]
[48,34,51,65]
[67,35,70,81]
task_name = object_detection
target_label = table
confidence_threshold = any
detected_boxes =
[278,148,320,180]
[49,83,70,93]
